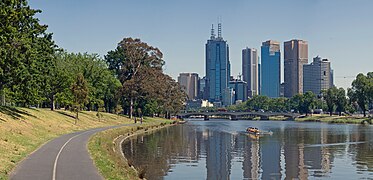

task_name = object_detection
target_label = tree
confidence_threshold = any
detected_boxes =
[0,0,56,106]
[348,73,372,117]
[71,74,89,123]
[323,87,337,116]
[335,88,347,116]
[302,92,316,116]
[105,38,164,119]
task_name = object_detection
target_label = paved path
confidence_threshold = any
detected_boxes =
[10,124,131,180]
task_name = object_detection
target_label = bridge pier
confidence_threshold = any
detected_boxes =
[204,115,209,121]
[230,115,238,121]
[260,115,269,120]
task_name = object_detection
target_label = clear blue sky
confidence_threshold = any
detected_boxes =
[29,0,373,90]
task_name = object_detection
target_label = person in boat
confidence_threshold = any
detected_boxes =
[247,127,259,134]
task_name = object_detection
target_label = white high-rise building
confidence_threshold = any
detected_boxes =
[242,48,259,98]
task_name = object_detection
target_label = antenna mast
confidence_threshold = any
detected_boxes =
[210,24,215,40]
[217,16,222,39]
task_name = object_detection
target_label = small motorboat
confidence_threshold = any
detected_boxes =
[246,127,260,135]
[246,127,273,136]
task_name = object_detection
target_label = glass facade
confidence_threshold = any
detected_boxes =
[205,25,230,104]
[261,41,281,98]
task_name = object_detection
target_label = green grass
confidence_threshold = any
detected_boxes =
[295,114,372,124]
[88,117,175,180]
[0,107,133,180]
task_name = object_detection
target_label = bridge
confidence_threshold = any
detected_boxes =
[177,111,300,121]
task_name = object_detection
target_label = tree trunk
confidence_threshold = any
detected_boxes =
[363,110,366,117]
[75,111,78,124]
[330,111,332,116]
[130,98,133,119]
[51,94,55,111]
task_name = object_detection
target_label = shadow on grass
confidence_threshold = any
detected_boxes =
[56,111,76,119]
[0,106,36,120]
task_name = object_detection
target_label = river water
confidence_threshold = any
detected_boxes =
[121,119,373,179]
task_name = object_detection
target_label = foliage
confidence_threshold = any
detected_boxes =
[0,0,56,106]
[105,38,186,119]
[71,74,89,121]
[323,87,337,116]
[348,73,373,117]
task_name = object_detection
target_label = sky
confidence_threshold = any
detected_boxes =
[29,0,373,90]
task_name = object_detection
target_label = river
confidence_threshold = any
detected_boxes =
[121,119,373,179]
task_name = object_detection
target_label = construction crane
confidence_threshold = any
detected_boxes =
[335,76,355,79]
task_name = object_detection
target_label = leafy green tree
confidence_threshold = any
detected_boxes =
[0,0,56,106]
[71,74,89,122]
[348,73,372,117]
[105,38,164,119]
[335,88,347,116]
[323,87,337,116]
[302,91,316,116]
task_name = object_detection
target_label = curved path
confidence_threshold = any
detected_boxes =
[10,124,132,180]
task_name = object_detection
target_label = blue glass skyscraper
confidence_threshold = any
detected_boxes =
[261,40,281,98]
[205,23,230,103]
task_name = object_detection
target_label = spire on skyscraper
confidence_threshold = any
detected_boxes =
[218,23,222,39]
[210,24,215,40]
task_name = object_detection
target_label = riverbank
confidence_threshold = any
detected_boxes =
[0,107,133,180]
[295,114,372,124]
[88,117,176,180]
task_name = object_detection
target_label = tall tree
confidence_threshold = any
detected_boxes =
[348,73,372,117]
[71,74,89,122]
[0,0,56,106]
[335,88,347,116]
[323,87,338,116]
[105,38,164,119]
[302,91,316,116]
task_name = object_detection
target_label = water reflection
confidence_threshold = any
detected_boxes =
[121,121,373,179]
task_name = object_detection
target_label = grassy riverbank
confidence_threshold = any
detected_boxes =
[88,117,175,180]
[0,107,133,180]
[295,114,372,124]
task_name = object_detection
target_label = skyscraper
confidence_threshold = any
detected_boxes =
[261,40,281,98]
[242,48,259,97]
[205,23,231,104]
[303,56,333,95]
[178,73,199,100]
[284,39,308,97]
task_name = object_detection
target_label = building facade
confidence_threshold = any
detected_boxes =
[229,79,248,103]
[205,23,231,105]
[178,73,199,100]
[303,56,333,95]
[261,40,281,98]
[284,39,308,97]
[242,48,259,97]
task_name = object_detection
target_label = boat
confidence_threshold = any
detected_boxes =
[246,127,260,135]
[246,127,273,136]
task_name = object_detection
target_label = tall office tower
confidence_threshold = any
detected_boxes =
[258,63,261,95]
[261,40,281,98]
[205,23,231,104]
[177,73,199,100]
[284,39,308,97]
[242,48,259,97]
[303,56,333,95]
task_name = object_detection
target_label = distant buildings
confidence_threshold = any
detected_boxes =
[303,56,334,95]
[176,24,340,109]
[261,40,281,98]
[284,39,308,98]
[178,73,199,100]
[242,47,259,97]
[205,23,231,105]
[229,79,248,103]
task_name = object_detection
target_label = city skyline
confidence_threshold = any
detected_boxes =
[29,0,373,90]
